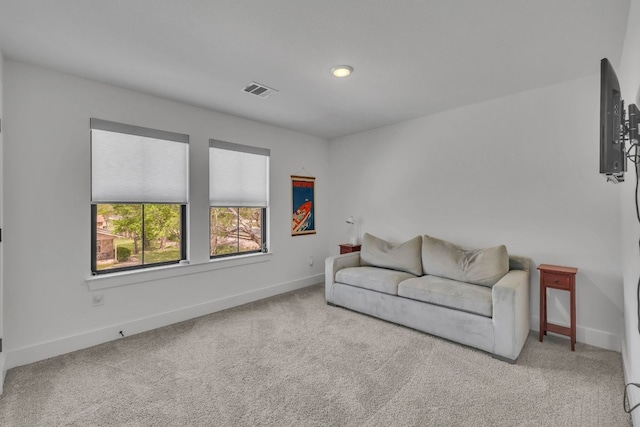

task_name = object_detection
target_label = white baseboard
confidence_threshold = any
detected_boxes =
[4,274,324,372]
[531,315,621,352]
[622,336,640,427]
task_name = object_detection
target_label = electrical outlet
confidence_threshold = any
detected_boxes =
[92,292,104,306]
[308,256,314,266]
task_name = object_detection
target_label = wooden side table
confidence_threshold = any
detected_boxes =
[339,244,361,254]
[538,264,578,351]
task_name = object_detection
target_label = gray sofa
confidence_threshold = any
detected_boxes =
[325,233,531,363]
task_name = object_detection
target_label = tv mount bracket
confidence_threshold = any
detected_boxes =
[625,103,640,164]
[609,103,640,183]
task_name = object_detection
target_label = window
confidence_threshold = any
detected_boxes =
[91,119,188,274]
[209,139,269,258]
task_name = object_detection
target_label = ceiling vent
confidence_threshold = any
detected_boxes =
[243,82,278,98]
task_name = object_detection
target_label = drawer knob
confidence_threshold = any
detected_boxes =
[554,278,558,283]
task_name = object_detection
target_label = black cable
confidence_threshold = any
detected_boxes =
[633,143,640,332]
[628,142,640,164]
[636,144,640,337]
[625,383,640,413]
[628,155,640,165]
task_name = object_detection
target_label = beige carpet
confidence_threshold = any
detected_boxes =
[0,284,631,426]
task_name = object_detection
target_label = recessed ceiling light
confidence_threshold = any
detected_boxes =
[331,65,353,78]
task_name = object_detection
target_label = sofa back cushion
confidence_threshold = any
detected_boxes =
[360,233,423,276]
[421,235,508,287]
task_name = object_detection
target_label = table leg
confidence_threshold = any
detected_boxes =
[570,282,576,351]
[539,283,546,342]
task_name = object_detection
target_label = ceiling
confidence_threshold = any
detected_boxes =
[0,0,631,139]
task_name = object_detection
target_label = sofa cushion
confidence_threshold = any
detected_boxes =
[398,275,493,317]
[360,233,423,276]
[421,235,508,287]
[336,266,417,295]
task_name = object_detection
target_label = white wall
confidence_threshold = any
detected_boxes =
[619,0,640,423]
[329,75,624,351]
[2,60,330,369]
[0,52,5,391]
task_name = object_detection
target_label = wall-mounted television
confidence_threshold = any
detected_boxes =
[600,58,626,182]
[600,58,638,183]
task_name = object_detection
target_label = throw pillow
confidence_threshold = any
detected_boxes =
[421,234,508,287]
[360,233,423,276]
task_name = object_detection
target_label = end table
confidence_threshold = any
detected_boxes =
[538,264,578,351]
[339,244,361,254]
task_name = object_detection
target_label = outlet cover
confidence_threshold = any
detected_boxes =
[92,292,104,306]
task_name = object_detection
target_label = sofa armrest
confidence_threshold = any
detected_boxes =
[492,269,530,361]
[325,252,361,303]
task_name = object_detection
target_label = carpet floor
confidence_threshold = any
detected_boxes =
[0,284,631,426]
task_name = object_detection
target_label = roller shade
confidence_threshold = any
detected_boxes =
[91,119,189,204]
[209,139,270,207]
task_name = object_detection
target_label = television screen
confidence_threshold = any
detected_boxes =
[600,58,626,182]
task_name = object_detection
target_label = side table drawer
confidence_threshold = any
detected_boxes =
[543,273,571,290]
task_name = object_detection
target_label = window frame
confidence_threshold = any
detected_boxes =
[209,206,267,259]
[90,118,189,275]
[91,204,187,275]
[208,139,270,260]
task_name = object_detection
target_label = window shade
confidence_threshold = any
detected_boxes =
[91,119,189,204]
[209,139,270,207]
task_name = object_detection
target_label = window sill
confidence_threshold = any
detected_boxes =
[86,252,273,291]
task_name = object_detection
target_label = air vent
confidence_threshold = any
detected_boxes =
[243,81,278,98]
